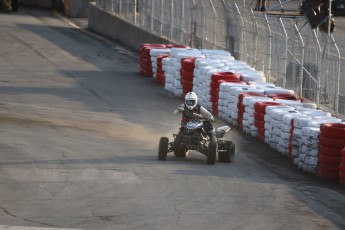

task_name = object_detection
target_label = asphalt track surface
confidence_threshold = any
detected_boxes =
[0,6,344,230]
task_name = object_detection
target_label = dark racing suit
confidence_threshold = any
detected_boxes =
[175,103,216,142]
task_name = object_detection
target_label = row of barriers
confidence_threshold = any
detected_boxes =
[139,43,345,185]
[95,0,345,117]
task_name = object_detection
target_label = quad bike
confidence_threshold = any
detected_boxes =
[158,113,235,165]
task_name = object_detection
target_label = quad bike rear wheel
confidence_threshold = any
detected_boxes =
[225,141,235,163]
[218,140,235,163]
[158,137,169,161]
[207,142,217,165]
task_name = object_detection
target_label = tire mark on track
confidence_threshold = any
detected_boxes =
[1,207,59,228]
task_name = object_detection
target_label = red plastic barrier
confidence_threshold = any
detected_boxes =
[268,93,298,100]
[317,124,345,182]
[253,101,285,142]
[182,57,197,72]
[340,148,345,185]
[181,58,198,97]
[166,44,189,49]
[211,72,240,83]
[320,123,345,139]
[155,54,170,85]
[236,93,266,128]
[209,72,241,114]
[139,44,167,77]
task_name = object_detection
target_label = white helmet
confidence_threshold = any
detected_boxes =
[185,92,198,110]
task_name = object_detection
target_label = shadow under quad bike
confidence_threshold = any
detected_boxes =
[158,114,235,165]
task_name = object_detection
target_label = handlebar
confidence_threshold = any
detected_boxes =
[192,113,209,122]
[192,113,214,122]
[192,113,202,119]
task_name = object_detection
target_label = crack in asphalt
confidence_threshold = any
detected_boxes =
[174,202,183,226]
[1,207,59,228]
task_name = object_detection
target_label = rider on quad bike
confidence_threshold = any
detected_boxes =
[174,92,216,142]
[158,91,235,164]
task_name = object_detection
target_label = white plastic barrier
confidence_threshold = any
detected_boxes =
[292,115,341,167]
[280,113,308,159]
[240,70,266,83]
[298,127,320,173]
[295,107,332,117]
[274,99,302,107]
[228,86,257,124]
[307,117,342,128]
[264,105,294,145]
[192,58,230,109]
[248,82,275,88]
[150,49,171,79]
[265,107,297,154]
[201,49,232,57]
[242,96,272,137]
[155,47,345,181]
[164,48,203,97]
[264,88,295,96]
[292,116,312,166]
[225,61,254,73]
[162,57,174,93]
[218,82,247,123]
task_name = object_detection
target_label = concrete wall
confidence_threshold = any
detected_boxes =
[88,3,171,52]
[64,0,89,17]
[22,0,53,8]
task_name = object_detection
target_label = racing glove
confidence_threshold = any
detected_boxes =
[177,105,185,112]
[174,105,184,115]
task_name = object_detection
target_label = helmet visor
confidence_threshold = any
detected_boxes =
[185,99,196,107]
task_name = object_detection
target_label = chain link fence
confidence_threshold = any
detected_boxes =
[95,0,344,116]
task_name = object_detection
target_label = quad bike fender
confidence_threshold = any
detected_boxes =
[215,125,231,138]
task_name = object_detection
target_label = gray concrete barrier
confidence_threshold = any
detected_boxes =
[88,3,172,52]
[64,0,88,17]
[22,0,53,8]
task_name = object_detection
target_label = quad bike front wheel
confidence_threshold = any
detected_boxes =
[158,137,169,161]
[207,141,217,165]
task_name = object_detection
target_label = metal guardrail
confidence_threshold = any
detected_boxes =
[96,0,345,116]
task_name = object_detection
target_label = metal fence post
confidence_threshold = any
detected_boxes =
[234,3,244,61]
[331,35,341,114]
[170,0,174,40]
[279,17,287,88]
[209,0,217,49]
[312,29,322,107]
[250,9,259,67]
[190,0,196,48]
[201,0,205,48]
[294,23,305,98]
[160,0,163,36]
[264,14,272,83]
[150,0,154,31]
[181,0,185,43]
[134,0,137,24]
